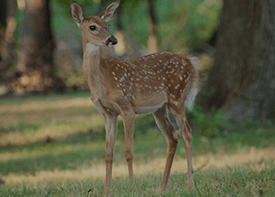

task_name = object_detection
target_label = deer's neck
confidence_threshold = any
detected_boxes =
[82,43,104,99]
[83,43,101,74]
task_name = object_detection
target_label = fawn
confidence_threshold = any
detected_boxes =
[70,0,200,196]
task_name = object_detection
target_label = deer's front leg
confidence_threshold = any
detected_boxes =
[95,101,118,197]
[94,100,118,197]
[121,111,135,188]
[103,113,118,197]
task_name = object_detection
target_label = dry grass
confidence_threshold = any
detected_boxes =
[0,97,93,114]
[3,147,274,186]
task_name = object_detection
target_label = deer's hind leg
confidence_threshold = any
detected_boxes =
[169,104,194,188]
[153,104,180,192]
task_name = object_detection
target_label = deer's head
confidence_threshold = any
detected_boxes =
[70,0,120,47]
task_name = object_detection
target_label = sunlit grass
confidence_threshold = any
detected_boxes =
[0,91,274,196]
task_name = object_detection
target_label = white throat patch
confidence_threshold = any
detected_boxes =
[86,43,99,54]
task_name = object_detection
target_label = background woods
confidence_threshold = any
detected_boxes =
[15,0,66,93]
[1,0,273,122]
[0,0,221,93]
[197,0,275,122]
[0,0,275,196]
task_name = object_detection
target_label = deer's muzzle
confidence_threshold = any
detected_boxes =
[106,35,118,46]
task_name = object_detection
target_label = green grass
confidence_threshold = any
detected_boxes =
[1,162,274,196]
[0,91,275,196]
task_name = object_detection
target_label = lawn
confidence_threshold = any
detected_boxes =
[0,91,274,196]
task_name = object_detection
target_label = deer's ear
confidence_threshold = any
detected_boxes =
[70,1,84,27]
[98,0,120,22]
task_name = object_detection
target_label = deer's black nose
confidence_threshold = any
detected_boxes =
[107,35,118,45]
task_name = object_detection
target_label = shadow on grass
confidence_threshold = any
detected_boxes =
[1,107,99,134]
[1,111,275,177]
[2,127,275,177]
[0,113,158,152]
[0,114,162,176]
[0,132,165,176]
[0,141,106,176]
[0,130,103,152]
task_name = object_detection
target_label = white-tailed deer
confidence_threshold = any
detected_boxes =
[70,0,200,196]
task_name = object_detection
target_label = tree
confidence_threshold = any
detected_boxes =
[0,0,17,86]
[0,0,7,61]
[14,0,65,93]
[197,0,275,122]
[147,0,159,53]
[113,0,127,56]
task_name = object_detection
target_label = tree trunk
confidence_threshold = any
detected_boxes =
[147,0,159,53]
[114,0,126,56]
[2,0,17,59]
[0,0,7,61]
[197,0,275,122]
[0,0,17,87]
[97,0,105,15]
[14,0,65,93]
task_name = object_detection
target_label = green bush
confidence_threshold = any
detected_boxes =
[190,105,230,138]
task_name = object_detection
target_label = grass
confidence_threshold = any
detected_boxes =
[1,162,274,196]
[0,91,275,196]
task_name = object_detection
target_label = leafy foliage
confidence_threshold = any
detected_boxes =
[190,105,230,138]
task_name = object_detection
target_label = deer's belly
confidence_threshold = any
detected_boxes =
[134,93,167,114]
[135,101,167,114]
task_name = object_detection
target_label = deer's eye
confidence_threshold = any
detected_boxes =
[90,25,96,31]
